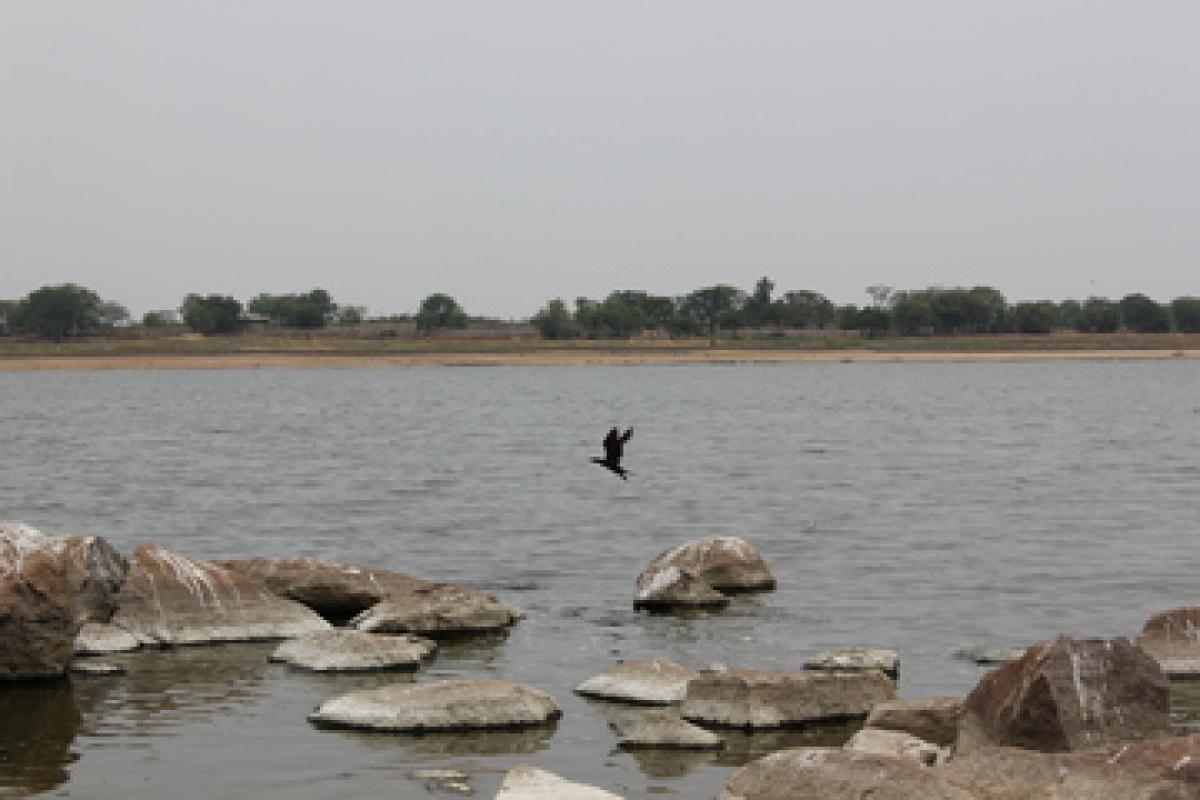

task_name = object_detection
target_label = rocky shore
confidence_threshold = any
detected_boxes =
[6,520,1200,798]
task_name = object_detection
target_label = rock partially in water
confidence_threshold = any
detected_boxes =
[843,727,946,766]
[633,565,729,611]
[634,537,775,611]
[864,697,961,747]
[216,557,424,620]
[957,635,1171,754]
[952,644,1027,666]
[351,582,521,637]
[617,709,724,750]
[69,659,126,676]
[806,647,899,680]
[1,523,81,678]
[718,749,963,800]
[74,622,140,655]
[495,766,627,800]
[1,522,128,626]
[1136,606,1200,678]
[575,658,699,705]
[681,668,896,729]
[111,544,331,646]
[269,629,435,672]
[308,679,561,732]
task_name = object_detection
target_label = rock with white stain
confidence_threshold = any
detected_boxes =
[269,629,436,672]
[634,536,774,611]
[843,727,946,766]
[2,522,127,624]
[957,635,1171,754]
[575,658,699,705]
[309,679,561,732]
[70,660,126,676]
[633,565,729,610]
[216,557,425,620]
[1,523,79,678]
[806,647,899,679]
[1136,607,1200,677]
[681,668,896,729]
[495,766,627,800]
[864,697,961,747]
[111,544,330,646]
[74,622,140,655]
[617,709,724,750]
[351,582,521,637]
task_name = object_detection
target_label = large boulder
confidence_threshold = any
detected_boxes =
[718,749,969,800]
[681,668,896,729]
[111,544,330,646]
[1,522,127,625]
[957,635,1171,754]
[309,679,561,732]
[269,629,435,672]
[634,537,774,611]
[215,557,423,620]
[0,526,78,678]
[495,766,626,800]
[351,582,521,637]
[575,658,699,705]
[1136,607,1200,677]
[864,697,960,747]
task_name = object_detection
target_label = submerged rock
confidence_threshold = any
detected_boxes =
[806,647,899,680]
[617,709,724,750]
[216,557,424,620]
[351,582,521,637]
[111,544,330,646]
[495,766,626,800]
[864,697,961,747]
[634,536,775,611]
[957,635,1170,754]
[309,679,560,732]
[269,629,436,672]
[574,658,699,705]
[1136,606,1200,677]
[681,668,896,729]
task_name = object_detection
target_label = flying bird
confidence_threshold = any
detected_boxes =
[592,427,633,480]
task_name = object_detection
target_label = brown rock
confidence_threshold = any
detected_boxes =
[111,544,330,646]
[957,635,1171,754]
[864,697,961,747]
[575,658,699,705]
[682,668,896,729]
[1,522,127,625]
[633,565,729,611]
[1137,606,1200,678]
[269,629,436,672]
[718,748,970,800]
[617,709,724,750]
[0,537,77,679]
[216,557,423,620]
[843,727,946,766]
[351,581,521,637]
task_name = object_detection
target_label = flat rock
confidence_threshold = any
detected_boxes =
[806,647,899,679]
[843,727,946,766]
[617,709,724,750]
[952,644,1027,666]
[633,565,729,611]
[69,660,126,676]
[495,766,626,800]
[1136,606,1200,677]
[74,621,140,655]
[681,668,896,729]
[1,522,81,678]
[719,749,969,800]
[111,544,331,646]
[864,697,961,747]
[574,658,699,704]
[309,679,561,732]
[269,629,436,672]
[351,582,521,637]
[957,635,1171,754]
[216,557,424,620]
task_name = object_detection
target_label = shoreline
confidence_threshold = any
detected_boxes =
[2,347,1199,371]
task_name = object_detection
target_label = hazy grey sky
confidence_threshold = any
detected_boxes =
[3,2,1198,319]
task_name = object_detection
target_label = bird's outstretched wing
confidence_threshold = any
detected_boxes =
[621,427,633,443]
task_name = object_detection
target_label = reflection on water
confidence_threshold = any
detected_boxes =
[324,723,559,757]
[0,682,85,797]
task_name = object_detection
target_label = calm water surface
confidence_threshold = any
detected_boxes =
[2,362,1199,798]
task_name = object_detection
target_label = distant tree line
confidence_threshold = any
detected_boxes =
[4,280,1200,341]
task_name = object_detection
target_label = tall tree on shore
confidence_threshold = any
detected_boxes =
[1172,297,1200,333]
[181,294,243,335]
[680,284,745,344]
[415,293,468,333]
[13,284,105,339]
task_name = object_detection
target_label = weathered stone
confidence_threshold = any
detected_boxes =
[111,544,330,646]
[495,766,626,800]
[718,749,970,800]
[681,668,896,729]
[1137,606,1200,677]
[633,565,729,611]
[952,644,1026,666]
[617,709,724,750]
[844,727,946,766]
[0,526,77,679]
[864,697,960,747]
[806,647,899,679]
[575,658,699,705]
[351,582,520,637]
[957,635,1171,754]
[216,557,424,620]
[269,629,435,672]
[57,535,127,624]
[308,679,560,732]
[70,660,126,676]
[74,622,140,655]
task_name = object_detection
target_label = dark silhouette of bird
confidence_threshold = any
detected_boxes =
[592,427,633,480]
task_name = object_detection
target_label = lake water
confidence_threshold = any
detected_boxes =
[2,361,1199,799]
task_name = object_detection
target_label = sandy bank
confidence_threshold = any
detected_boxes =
[2,348,1199,371]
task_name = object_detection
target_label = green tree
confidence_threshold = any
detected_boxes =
[1012,301,1057,334]
[964,286,1007,332]
[181,294,244,334]
[1171,297,1200,333]
[742,276,776,327]
[0,299,18,335]
[1119,293,1170,333]
[1077,296,1120,333]
[1056,299,1082,330]
[774,290,836,329]
[247,289,336,329]
[415,293,468,333]
[141,310,174,328]
[532,298,575,339]
[14,284,104,339]
[891,291,934,335]
[680,285,746,342]
[606,290,675,330]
